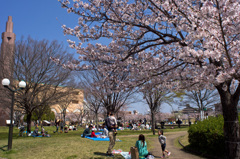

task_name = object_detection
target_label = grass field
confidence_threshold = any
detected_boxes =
[0,126,189,159]
[174,133,190,148]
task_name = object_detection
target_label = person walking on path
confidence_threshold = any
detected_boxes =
[148,131,206,159]
[106,111,117,157]
[158,130,171,158]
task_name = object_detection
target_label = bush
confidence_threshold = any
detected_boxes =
[188,115,225,156]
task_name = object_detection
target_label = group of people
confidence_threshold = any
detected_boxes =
[134,130,170,158]
[82,123,109,138]
[32,125,50,137]
[81,111,171,158]
[54,120,77,134]
[81,111,118,157]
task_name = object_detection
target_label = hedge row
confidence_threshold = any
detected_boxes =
[188,115,226,156]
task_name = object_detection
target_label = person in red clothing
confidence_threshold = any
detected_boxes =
[91,130,98,138]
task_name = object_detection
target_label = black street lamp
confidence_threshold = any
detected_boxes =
[2,78,26,150]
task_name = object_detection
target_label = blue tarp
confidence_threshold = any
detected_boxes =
[81,132,121,141]
[85,137,110,141]
[32,135,43,137]
[95,132,102,135]
[84,137,121,142]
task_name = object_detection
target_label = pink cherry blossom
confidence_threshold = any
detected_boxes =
[57,1,240,157]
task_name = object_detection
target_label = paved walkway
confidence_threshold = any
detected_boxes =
[148,131,207,159]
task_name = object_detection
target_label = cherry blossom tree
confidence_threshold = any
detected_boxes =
[76,63,137,114]
[82,90,102,130]
[156,112,173,122]
[141,82,181,134]
[116,104,129,127]
[58,0,240,158]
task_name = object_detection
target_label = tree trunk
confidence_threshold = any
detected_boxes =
[26,113,32,134]
[95,113,99,130]
[80,114,83,127]
[63,113,65,126]
[151,112,156,135]
[219,90,240,159]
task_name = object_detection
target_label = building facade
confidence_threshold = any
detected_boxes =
[0,16,16,126]
[51,88,84,123]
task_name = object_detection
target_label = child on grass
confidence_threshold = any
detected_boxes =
[90,130,98,138]
[158,130,171,158]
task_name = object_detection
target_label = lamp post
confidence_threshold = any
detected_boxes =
[2,78,26,150]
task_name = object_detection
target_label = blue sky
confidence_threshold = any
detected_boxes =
[0,0,77,48]
[0,0,174,114]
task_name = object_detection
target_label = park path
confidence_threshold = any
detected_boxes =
[147,131,207,159]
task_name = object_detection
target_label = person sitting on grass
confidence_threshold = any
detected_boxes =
[64,124,68,133]
[91,130,98,138]
[73,125,77,131]
[102,123,108,138]
[41,126,51,137]
[135,134,152,159]
[82,125,93,138]
[32,127,40,137]
[41,126,46,137]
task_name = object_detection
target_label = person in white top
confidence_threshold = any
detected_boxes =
[108,113,118,135]
[158,130,171,158]
[102,123,109,138]
[106,112,118,157]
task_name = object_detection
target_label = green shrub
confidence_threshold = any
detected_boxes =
[188,115,225,156]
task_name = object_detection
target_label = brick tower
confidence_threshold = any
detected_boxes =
[0,16,16,126]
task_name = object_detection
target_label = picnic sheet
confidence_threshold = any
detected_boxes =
[31,135,43,137]
[85,137,110,141]
[22,131,50,137]
[95,132,102,135]
[24,131,40,133]
[82,132,121,141]
[120,152,131,159]
[84,136,121,142]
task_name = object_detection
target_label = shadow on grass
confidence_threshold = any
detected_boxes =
[94,152,109,157]
[152,155,164,158]
[66,154,78,159]
[183,145,223,159]
[93,152,124,159]
[0,145,7,151]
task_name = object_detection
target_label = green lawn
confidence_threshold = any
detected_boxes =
[174,133,190,148]
[0,126,189,159]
